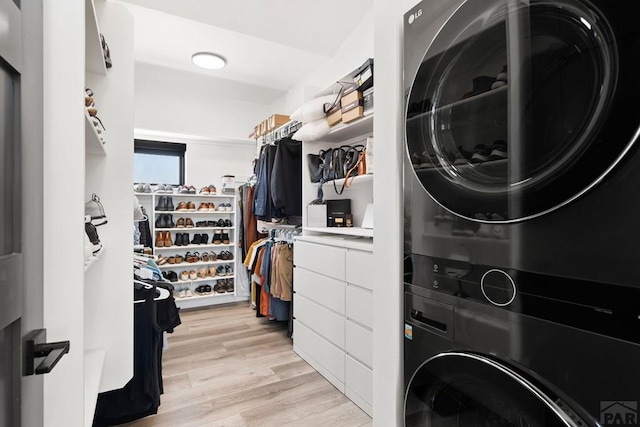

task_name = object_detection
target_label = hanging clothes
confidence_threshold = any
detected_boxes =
[254,144,282,221]
[270,137,302,217]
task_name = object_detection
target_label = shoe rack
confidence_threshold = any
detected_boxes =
[135,191,242,309]
[83,0,134,425]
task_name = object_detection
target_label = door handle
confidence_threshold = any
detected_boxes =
[23,329,71,376]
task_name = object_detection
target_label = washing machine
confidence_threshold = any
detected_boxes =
[403,0,640,425]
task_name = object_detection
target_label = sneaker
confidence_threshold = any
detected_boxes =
[180,271,189,281]
[164,185,174,194]
[143,183,152,193]
[225,265,233,276]
[223,219,232,227]
[209,266,217,277]
[470,144,490,163]
[197,203,208,211]
[189,270,197,280]
[216,219,225,227]
[216,204,225,212]
[187,202,196,212]
[176,218,186,228]
[226,203,233,212]
[489,140,507,160]
[177,287,186,298]
[178,185,190,194]
[216,265,225,276]
[184,288,193,297]
[199,187,210,195]
[208,185,217,195]
[134,183,145,193]
[198,267,207,279]
[186,218,194,228]
[225,279,234,293]
[213,282,224,293]
[188,185,196,194]
[207,203,216,212]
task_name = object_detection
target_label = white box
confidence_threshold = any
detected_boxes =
[307,204,327,227]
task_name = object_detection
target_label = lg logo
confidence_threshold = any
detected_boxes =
[408,9,422,24]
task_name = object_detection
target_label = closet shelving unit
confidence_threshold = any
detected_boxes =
[83,0,134,425]
[135,191,240,309]
[301,107,374,239]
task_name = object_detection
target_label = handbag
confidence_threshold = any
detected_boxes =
[306,153,323,183]
[334,146,367,195]
[322,147,347,183]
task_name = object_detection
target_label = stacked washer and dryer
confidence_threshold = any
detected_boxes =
[403,0,640,425]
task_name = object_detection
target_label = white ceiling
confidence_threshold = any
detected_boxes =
[116,0,374,104]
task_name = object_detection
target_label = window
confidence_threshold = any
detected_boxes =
[134,140,186,186]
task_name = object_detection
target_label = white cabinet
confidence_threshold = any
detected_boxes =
[292,236,373,416]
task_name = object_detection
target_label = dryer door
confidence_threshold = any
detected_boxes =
[404,352,593,427]
[405,0,640,222]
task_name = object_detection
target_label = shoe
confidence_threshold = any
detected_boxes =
[223,219,232,227]
[225,203,233,212]
[189,270,197,280]
[216,265,225,276]
[167,271,178,282]
[181,233,190,246]
[157,256,167,265]
[178,185,190,194]
[221,232,230,244]
[207,203,215,212]
[225,265,233,276]
[180,271,189,281]
[134,183,144,193]
[200,233,209,244]
[209,251,217,261]
[187,201,196,212]
[143,183,152,193]
[197,203,208,211]
[173,232,182,246]
[213,230,222,244]
[177,287,186,298]
[168,214,175,228]
[191,233,202,245]
[216,219,225,227]
[198,267,207,279]
[209,266,217,277]
[174,254,184,264]
[176,217,186,228]
[188,185,196,194]
[155,231,165,247]
[176,202,188,212]
[164,231,172,247]
[164,185,174,194]
[470,144,491,163]
[208,185,217,195]
[195,284,212,295]
[184,287,193,297]
[155,196,168,211]
[201,252,210,262]
[225,280,234,293]
[218,251,228,261]
[226,251,233,260]
[185,218,194,228]
[216,204,225,211]
[196,221,207,227]
[155,214,166,229]
[489,140,507,160]
[199,187,210,195]
[206,220,216,227]
[213,282,224,293]
[168,256,176,264]
[167,197,175,211]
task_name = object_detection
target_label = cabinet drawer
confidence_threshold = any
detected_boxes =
[293,320,345,386]
[294,241,345,281]
[346,321,372,368]
[346,284,373,329]
[346,249,375,290]
[295,294,345,350]
[294,267,345,315]
[346,356,373,409]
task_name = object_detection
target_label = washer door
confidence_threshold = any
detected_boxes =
[404,352,591,427]
[405,0,640,222]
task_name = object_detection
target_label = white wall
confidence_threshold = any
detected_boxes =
[135,130,256,187]
[134,63,279,140]
[270,8,375,114]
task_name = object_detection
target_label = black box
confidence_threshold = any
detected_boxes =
[353,58,373,92]
[326,199,352,227]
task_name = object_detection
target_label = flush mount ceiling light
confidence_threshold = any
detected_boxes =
[191,52,227,70]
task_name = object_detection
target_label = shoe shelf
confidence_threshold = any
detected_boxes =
[156,211,235,215]
[155,243,235,251]
[303,226,374,238]
[156,193,231,198]
[174,291,235,301]
[169,275,236,284]
[322,174,373,187]
[85,0,107,76]
[154,227,234,232]
[158,260,235,269]
[85,109,106,156]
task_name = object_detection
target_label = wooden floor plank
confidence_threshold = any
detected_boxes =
[122,302,371,427]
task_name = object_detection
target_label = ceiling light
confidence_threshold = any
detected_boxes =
[191,52,227,70]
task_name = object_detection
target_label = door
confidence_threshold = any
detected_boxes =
[404,352,594,426]
[405,0,640,222]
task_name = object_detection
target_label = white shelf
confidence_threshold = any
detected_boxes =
[155,210,234,215]
[322,173,373,187]
[304,226,373,238]
[154,243,236,251]
[84,348,106,427]
[170,274,236,284]
[174,291,235,301]
[133,192,153,196]
[160,193,231,198]
[85,109,106,156]
[84,245,106,272]
[158,259,235,269]
[154,227,234,232]
[322,111,373,143]
[85,0,107,75]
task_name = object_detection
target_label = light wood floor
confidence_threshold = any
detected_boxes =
[123,301,372,427]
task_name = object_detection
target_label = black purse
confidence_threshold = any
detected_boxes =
[322,147,347,183]
[342,144,366,177]
[307,153,323,183]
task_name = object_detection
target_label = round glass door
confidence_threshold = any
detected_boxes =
[405,0,639,222]
[404,352,589,426]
